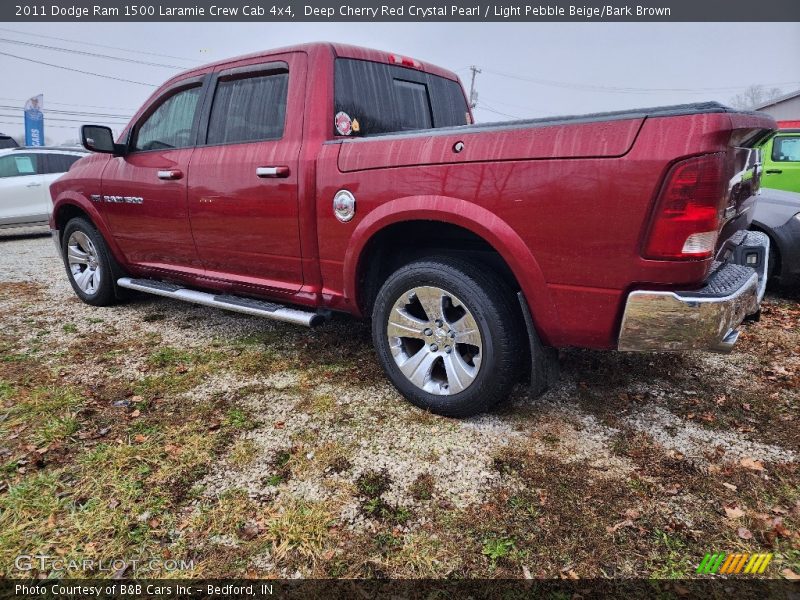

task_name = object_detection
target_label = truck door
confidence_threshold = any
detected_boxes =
[763,133,800,193]
[99,76,206,272]
[187,53,305,294]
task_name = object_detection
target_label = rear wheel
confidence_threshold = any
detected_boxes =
[371,257,523,417]
[61,217,118,306]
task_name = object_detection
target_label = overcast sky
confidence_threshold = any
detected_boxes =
[1,22,799,143]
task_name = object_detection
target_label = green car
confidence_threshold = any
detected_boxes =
[759,129,800,193]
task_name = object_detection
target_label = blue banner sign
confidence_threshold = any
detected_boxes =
[24,94,44,146]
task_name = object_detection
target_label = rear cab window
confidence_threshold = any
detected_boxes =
[334,58,469,137]
[772,136,800,162]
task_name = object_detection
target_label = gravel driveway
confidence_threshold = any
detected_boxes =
[1,229,798,579]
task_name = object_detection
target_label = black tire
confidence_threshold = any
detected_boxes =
[371,256,524,417]
[61,217,118,306]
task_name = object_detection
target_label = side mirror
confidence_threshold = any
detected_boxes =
[81,125,125,156]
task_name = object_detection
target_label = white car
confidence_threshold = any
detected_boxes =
[0,146,88,229]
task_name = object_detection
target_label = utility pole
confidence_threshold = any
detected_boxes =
[468,65,481,109]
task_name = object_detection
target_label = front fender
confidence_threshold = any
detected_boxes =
[343,194,563,346]
[51,193,126,267]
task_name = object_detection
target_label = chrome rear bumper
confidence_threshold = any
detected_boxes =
[618,231,769,353]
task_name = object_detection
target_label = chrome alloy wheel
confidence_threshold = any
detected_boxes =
[387,286,483,395]
[67,231,102,295]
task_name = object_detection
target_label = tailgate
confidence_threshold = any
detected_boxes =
[717,112,776,253]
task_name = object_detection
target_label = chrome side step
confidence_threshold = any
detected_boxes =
[116,277,325,327]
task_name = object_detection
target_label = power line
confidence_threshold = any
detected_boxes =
[483,68,800,95]
[0,50,159,86]
[477,104,521,120]
[0,120,90,131]
[0,26,201,64]
[0,113,129,125]
[0,104,131,120]
[0,96,139,112]
[0,37,187,69]
[480,96,539,111]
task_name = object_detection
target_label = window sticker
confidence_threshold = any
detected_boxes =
[335,111,352,136]
[14,156,35,175]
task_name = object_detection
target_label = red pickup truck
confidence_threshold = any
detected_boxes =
[50,43,775,417]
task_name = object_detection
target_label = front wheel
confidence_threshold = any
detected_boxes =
[371,257,523,417]
[61,217,118,306]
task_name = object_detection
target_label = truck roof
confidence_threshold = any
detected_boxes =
[164,42,460,85]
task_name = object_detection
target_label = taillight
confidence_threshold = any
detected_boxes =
[643,153,727,260]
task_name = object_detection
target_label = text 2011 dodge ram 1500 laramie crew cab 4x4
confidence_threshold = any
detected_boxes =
[50,43,775,417]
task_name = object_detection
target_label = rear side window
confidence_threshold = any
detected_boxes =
[334,58,469,136]
[134,85,202,152]
[206,71,289,145]
[772,136,800,162]
[0,154,38,178]
[44,153,82,174]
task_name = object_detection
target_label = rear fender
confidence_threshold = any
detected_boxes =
[343,194,563,346]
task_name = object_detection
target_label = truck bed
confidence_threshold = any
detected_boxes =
[336,102,766,172]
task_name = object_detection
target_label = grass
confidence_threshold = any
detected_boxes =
[482,537,515,564]
[1,262,798,580]
[0,385,85,448]
[264,499,334,560]
[0,336,250,577]
[0,424,217,576]
[228,439,259,468]
[409,473,435,501]
[648,530,692,578]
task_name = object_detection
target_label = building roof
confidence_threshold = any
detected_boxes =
[755,88,800,110]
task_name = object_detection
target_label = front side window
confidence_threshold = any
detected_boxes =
[334,58,469,137]
[0,154,38,178]
[134,86,202,152]
[772,136,800,162]
[206,71,289,145]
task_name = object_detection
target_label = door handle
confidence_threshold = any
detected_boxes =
[25,182,42,188]
[157,169,183,180]
[256,166,290,178]
[765,169,783,174]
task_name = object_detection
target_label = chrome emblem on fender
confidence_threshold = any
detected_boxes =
[102,195,143,204]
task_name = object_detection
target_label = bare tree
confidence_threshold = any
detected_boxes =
[730,85,784,109]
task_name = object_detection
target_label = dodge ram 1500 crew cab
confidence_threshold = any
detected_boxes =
[50,42,775,417]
